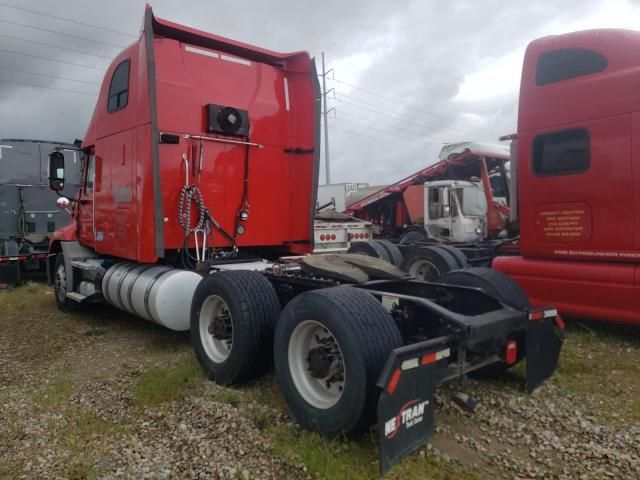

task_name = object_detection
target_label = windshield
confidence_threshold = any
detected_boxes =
[456,186,486,216]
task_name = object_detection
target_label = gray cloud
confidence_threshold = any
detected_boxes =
[0,0,627,185]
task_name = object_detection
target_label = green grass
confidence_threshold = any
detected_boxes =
[211,387,242,405]
[32,374,74,409]
[131,355,203,406]
[231,375,481,480]
[59,410,123,480]
[268,426,480,480]
[84,327,107,336]
[552,323,640,425]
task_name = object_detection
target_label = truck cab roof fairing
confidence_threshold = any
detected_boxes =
[148,5,310,68]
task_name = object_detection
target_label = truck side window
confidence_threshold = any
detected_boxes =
[84,155,96,194]
[535,48,607,86]
[532,128,590,176]
[428,188,441,220]
[107,59,130,113]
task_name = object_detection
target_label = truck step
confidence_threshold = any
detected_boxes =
[66,292,88,303]
[71,260,98,271]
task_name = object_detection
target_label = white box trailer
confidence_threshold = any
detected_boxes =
[317,183,367,213]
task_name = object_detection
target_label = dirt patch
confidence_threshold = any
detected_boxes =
[1,283,639,479]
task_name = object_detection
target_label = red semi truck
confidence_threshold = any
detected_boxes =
[45,6,562,472]
[491,30,640,326]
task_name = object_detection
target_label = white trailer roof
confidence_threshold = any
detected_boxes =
[438,141,510,161]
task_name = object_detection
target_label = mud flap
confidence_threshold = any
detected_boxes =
[0,260,20,286]
[376,339,451,474]
[526,308,564,393]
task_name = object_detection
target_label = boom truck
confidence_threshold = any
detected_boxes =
[345,142,511,244]
[45,6,563,472]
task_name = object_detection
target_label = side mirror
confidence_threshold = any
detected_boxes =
[48,151,65,191]
[56,197,70,209]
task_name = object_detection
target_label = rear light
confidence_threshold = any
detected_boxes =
[364,233,369,239]
[331,234,336,240]
[320,234,325,241]
[348,233,353,240]
[505,340,517,365]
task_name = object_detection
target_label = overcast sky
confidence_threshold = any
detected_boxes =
[1,0,640,186]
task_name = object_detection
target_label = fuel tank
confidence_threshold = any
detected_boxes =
[102,262,202,331]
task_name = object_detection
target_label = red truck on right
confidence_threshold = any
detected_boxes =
[350,29,640,326]
[492,29,640,325]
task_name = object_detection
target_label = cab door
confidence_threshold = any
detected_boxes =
[77,152,95,248]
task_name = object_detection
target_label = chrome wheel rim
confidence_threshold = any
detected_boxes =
[199,295,233,363]
[408,259,440,282]
[288,320,345,409]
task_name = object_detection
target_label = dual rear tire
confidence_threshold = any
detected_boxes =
[400,245,469,282]
[347,239,403,267]
[190,271,402,435]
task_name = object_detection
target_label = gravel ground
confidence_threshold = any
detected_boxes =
[1,282,639,479]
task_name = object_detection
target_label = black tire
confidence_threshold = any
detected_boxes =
[347,241,392,263]
[274,287,403,435]
[372,239,403,267]
[190,270,280,385]
[398,229,427,245]
[53,253,77,312]
[434,245,469,269]
[400,246,457,281]
[436,267,530,310]
[436,267,531,374]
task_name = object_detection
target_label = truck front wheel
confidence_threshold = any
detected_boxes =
[53,254,76,312]
[274,287,403,435]
[190,270,280,385]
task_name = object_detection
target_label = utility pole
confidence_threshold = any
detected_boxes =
[321,52,333,185]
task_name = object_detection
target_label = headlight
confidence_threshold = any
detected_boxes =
[474,227,482,235]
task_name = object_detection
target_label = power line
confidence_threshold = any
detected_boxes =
[329,77,498,136]
[0,78,96,96]
[0,67,100,86]
[0,18,126,49]
[334,108,466,142]
[0,49,106,71]
[335,91,499,137]
[333,116,437,148]
[0,32,113,60]
[331,95,499,140]
[331,125,427,152]
[0,2,137,38]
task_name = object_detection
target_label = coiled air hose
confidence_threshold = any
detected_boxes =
[178,184,237,270]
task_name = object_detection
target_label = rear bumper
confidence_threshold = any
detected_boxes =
[375,306,563,473]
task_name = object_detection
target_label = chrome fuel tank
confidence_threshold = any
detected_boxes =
[102,262,202,331]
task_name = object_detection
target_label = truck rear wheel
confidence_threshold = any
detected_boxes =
[53,254,76,312]
[398,229,427,244]
[274,286,403,435]
[434,245,469,269]
[190,270,280,385]
[372,239,403,267]
[400,246,457,281]
[347,240,392,263]
[436,267,530,310]
[436,267,530,373]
